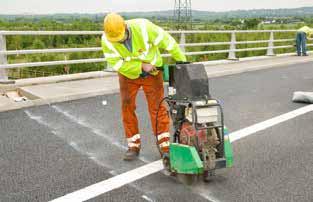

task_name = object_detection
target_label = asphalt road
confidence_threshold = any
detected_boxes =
[1,61,313,202]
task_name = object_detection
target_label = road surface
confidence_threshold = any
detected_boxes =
[1,61,313,202]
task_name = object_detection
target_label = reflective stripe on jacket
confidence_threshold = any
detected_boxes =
[101,19,186,79]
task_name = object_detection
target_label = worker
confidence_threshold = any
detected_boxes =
[102,13,186,162]
[296,26,313,56]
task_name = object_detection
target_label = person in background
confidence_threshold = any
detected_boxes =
[296,26,313,56]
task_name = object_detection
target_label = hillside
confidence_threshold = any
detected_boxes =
[121,7,313,20]
[0,7,313,21]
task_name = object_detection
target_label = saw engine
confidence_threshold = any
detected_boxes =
[160,63,233,183]
[179,121,220,170]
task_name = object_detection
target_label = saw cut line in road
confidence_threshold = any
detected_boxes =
[50,104,313,202]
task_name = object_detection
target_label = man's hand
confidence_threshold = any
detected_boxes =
[142,63,156,72]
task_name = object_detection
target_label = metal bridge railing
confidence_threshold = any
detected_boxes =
[0,30,312,81]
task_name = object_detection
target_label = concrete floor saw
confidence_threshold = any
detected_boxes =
[157,63,233,184]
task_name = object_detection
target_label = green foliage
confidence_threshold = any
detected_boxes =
[243,18,261,30]
[32,38,45,49]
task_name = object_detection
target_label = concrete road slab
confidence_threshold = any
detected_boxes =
[19,77,119,100]
[211,61,313,131]
[205,55,313,78]
[0,95,14,107]
[0,109,146,202]
[193,112,313,202]
[1,61,313,201]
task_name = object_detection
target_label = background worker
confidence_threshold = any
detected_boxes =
[102,13,186,161]
[296,26,313,56]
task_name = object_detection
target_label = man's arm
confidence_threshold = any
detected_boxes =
[101,39,142,79]
[146,21,187,62]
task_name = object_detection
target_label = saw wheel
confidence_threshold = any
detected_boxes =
[202,128,219,182]
[177,174,197,185]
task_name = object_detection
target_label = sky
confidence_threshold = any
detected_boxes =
[0,0,312,14]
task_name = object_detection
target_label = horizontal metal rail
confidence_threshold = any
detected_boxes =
[181,39,295,47]
[0,29,311,79]
[185,50,229,56]
[0,30,297,36]
[0,58,105,69]
[184,44,305,56]
[0,31,103,36]
[0,47,103,55]
[0,39,298,56]
[169,30,297,34]
[3,43,312,69]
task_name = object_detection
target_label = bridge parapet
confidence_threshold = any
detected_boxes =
[0,30,312,82]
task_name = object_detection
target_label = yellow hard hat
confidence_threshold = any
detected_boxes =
[103,13,126,42]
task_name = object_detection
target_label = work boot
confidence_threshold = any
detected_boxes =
[123,148,140,161]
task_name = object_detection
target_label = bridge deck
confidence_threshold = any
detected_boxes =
[1,56,313,202]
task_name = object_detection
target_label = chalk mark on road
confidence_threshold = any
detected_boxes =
[25,107,160,200]
[51,105,151,163]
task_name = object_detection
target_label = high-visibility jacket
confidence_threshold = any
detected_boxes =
[101,19,187,79]
[298,26,313,38]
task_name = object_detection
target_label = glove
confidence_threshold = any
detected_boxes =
[140,71,149,78]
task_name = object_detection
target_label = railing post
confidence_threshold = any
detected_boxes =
[179,32,186,53]
[228,31,237,60]
[267,31,275,56]
[0,33,9,82]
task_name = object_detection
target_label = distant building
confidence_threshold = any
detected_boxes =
[261,20,276,24]
[261,18,303,24]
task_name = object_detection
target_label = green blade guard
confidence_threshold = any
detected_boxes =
[170,143,204,174]
[224,126,234,168]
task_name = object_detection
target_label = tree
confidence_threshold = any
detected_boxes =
[243,18,261,30]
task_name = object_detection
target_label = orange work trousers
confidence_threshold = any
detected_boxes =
[118,72,170,154]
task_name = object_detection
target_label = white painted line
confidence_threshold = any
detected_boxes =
[142,195,154,202]
[229,104,313,143]
[50,104,313,202]
[50,160,163,202]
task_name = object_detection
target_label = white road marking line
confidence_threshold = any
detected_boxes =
[229,104,313,143]
[50,160,163,202]
[142,195,154,202]
[194,185,221,202]
[50,104,313,202]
